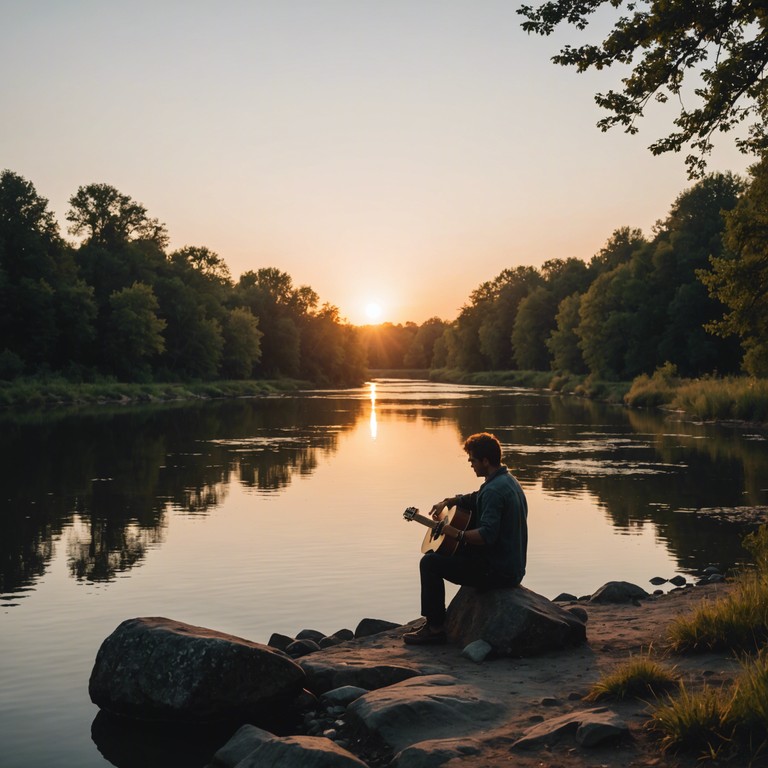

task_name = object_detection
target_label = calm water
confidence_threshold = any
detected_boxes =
[1,379,767,767]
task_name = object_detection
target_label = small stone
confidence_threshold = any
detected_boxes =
[321,686,369,707]
[286,638,321,658]
[649,576,667,585]
[267,632,294,652]
[590,581,649,603]
[354,618,401,637]
[461,639,493,663]
[669,575,687,586]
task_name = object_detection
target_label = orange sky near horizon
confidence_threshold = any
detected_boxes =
[1,1,753,326]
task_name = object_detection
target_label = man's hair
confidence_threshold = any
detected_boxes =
[463,432,502,465]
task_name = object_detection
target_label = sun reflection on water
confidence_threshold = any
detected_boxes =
[369,381,377,439]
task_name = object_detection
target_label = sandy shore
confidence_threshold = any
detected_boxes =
[323,581,742,767]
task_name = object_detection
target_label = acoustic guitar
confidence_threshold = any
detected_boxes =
[403,505,472,556]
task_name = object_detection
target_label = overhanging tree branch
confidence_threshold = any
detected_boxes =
[519,0,768,176]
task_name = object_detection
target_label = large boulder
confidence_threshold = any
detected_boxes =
[444,585,586,656]
[347,674,505,752]
[89,617,305,723]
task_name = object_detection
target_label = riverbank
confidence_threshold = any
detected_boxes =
[204,580,742,768]
[428,367,768,425]
[0,376,312,408]
[370,581,739,768]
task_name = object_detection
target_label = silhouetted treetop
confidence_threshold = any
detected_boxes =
[519,1,768,176]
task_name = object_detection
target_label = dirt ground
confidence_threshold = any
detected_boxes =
[328,582,750,767]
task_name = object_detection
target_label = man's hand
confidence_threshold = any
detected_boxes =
[442,524,460,540]
[429,498,453,519]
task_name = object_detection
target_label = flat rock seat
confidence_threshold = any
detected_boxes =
[444,585,587,656]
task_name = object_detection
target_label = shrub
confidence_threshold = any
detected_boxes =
[625,363,680,408]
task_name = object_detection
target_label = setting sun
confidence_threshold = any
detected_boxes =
[365,301,384,324]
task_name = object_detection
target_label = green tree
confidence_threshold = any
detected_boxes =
[234,268,316,377]
[652,173,744,375]
[154,275,225,379]
[404,317,448,368]
[511,285,558,370]
[105,282,166,380]
[299,304,364,385]
[519,1,768,176]
[590,227,647,277]
[577,262,652,379]
[700,156,768,375]
[431,324,455,369]
[547,292,587,373]
[221,307,262,379]
[477,267,543,369]
[360,322,418,369]
[67,183,168,249]
[0,170,96,373]
[542,257,590,302]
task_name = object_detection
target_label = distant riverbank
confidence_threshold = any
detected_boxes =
[0,376,312,409]
[3,368,767,426]
[427,367,768,426]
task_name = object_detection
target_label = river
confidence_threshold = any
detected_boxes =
[1,378,766,767]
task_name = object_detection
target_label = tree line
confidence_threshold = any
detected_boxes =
[4,163,767,388]
[361,160,768,381]
[0,171,366,385]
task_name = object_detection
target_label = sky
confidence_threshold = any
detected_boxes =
[1,1,754,325]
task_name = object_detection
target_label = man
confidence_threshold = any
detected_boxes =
[403,431,528,646]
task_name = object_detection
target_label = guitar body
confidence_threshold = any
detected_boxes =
[403,505,472,556]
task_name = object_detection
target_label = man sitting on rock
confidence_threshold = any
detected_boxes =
[403,432,528,646]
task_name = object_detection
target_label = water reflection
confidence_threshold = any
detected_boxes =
[0,397,362,595]
[369,381,378,440]
[1,381,766,601]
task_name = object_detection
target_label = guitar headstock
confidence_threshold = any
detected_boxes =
[403,506,418,521]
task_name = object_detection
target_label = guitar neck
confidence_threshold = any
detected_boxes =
[408,511,439,530]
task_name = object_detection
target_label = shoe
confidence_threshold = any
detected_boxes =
[403,623,447,646]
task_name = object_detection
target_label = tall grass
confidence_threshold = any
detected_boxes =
[667,575,768,653]
[650,651,768,761]
[650,526,768,761]
[671,377,768,422]
[624,366,768,423]
[650,684,731,758]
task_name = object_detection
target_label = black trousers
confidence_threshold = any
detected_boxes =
[419,551,499,626]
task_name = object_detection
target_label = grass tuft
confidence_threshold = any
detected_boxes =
[649,683,731,757]
[666,574,768,654]
[585,653,679,701]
